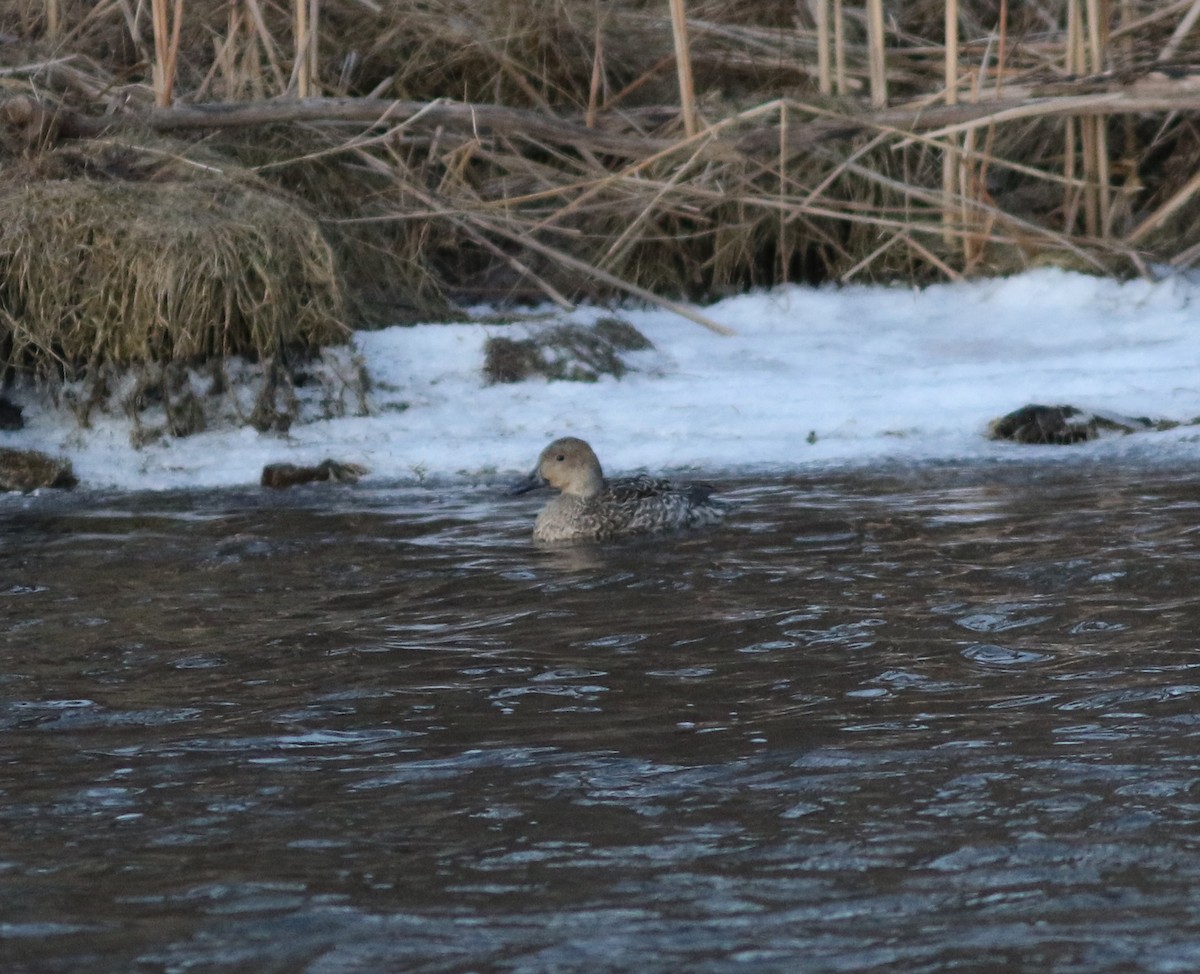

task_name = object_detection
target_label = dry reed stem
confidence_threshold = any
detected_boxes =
[151,0,168,105]
[1086,0,1112,235]
[942,0,958,246]
[307,0,319,95]
[520,101,790,235]
[814,0,831,95]
[292,0,310,97]
[1070,0,1089,235]
[195,8,241,101]
[586,9,604,129]
[1085,0,1107,72]
[16,0,1200,307]
[648,162,1001,250]
[151,0,184,108]
[376,164,576,310]
[668,0,698,137]
[944,0,959,106]
[340,147,736,331]
[833,0,846,94]
[1159,0,1200,60]
[831,158,1102,267]
[0,58,75,78]
[243,0,287,91]
[1111,0,1195,38]
[251,98,454,171]
[841,229,902,280]
[1169,237,1200,269]
[1126,166,1200,244]
[866,0,887,109]
[903,232,963,281]
[480,218,736,335]
[598,135,713,272]
[913,85,1200,142]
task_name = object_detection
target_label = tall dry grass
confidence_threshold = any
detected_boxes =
[0,177,346,368]
[3,0,1200,320]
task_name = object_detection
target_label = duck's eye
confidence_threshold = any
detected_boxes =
[555,454,565,462]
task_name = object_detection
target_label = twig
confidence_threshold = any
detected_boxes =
[1158,0,1200,61]
[1126,166,1200,244]
[485,225,734,336]
[377,174,576,311]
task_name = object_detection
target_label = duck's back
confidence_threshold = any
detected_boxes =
[533,475,724,541]
[605,475,724,532]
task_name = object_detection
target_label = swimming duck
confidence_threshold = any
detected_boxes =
[510,436,725,542]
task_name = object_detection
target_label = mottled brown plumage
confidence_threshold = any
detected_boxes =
[511,437,725,542]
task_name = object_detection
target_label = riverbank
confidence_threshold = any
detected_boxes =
[3,269,1198,492]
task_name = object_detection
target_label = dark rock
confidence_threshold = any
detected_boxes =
[0,447,76,491]
[261,459,366,489]
[0,397,22,430]
[988,404,1160,445]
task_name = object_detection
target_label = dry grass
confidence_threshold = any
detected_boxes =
[0,179,345,367]
[0,171,349,425]
[2,0,1200,339]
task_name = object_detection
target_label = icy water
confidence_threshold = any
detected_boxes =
[4,460,1200,973]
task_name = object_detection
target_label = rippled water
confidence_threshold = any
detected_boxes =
[5,460,1200,973]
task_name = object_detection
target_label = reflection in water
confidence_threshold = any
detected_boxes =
[4,464,1200,972]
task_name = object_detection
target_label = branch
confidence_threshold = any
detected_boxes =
[54,96,680,159]
[39,75,1200,162]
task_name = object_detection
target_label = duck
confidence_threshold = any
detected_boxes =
[510,436,725,542]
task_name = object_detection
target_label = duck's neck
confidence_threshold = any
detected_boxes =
[564,467,605,499]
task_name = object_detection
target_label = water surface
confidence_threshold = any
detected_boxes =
[4,460,1200,972]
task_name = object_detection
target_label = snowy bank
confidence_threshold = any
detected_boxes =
[4,268,1200,492]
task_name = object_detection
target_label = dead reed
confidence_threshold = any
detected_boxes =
[3,0,1200,328]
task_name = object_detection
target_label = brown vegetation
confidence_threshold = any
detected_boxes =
[483,316,653,384]
[3,0,1200,373]
[0,446,76,491]
[0,178,346,368]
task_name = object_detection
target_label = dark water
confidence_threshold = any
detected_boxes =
[4,461,1200,973]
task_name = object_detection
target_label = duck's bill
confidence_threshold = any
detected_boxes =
[509,470,548,495]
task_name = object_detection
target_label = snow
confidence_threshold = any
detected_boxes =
[4,267,1200,491]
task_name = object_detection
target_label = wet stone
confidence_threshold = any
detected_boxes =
[0,397,22,430]
[261,459,367,489]
[0,446,76,491]
[988,403,1166,445]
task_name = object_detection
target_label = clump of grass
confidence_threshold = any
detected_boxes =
[0,177,348,424]
[483,317,653,383]
[0,446,77,492]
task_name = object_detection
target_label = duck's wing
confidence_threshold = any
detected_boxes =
[607,475,719,501]
[604,475,677,502]
[584,475,724,536]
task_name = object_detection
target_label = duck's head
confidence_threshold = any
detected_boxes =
[510,436,605,498]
